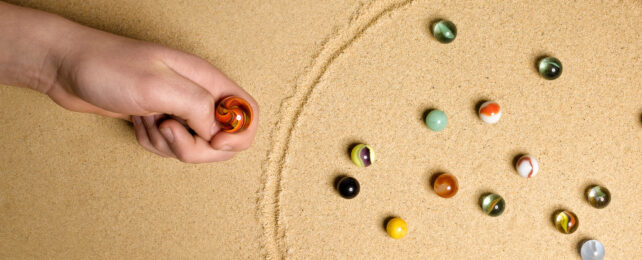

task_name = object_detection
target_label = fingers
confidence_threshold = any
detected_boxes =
[132,116,169,157]
[160,49,260,152]
[134,116,235,163]
[141,115,175,157]
[139,74,217,141]
[158,119,236,163]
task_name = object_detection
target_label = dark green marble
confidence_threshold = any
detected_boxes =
[432,20,457,44]
[538,56,562,80]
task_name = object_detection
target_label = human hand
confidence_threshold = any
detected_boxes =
[57,30,259,163]
[0,2,258,163]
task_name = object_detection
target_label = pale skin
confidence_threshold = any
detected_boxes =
[0,2,259,163]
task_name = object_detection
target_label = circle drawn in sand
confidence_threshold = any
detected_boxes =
[260,0,642,258]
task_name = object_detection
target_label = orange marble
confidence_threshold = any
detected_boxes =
[433,173,458,198]
[215,96,253,133]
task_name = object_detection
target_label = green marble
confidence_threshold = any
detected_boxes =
[425,110,448,132]
[432,20,457,43]
[586,185,611,209]
[538,56,563,80]
[480,193,505,217]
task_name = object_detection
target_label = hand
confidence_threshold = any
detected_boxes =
[57,30,259,163]
[0,2,259,163]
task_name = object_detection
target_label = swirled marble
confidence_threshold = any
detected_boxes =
[215,96,253,133]
[480,193,505,217]
[586,185,611,209]
[554,210,579,234]
[431,20,457,44]
[538,56,563,80]
[515,155,539,178]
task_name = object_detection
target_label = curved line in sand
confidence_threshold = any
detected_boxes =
[258,0,415,258]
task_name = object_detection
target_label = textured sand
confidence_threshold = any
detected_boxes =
[1,0,641,259]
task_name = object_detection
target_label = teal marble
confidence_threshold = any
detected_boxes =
[432,20,457,43]
[538,56,563,80]
[425,110,448,132]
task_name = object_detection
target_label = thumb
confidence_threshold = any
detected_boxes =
[140,74,216,140]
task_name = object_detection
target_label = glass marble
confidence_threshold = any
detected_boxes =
[215,96,253,133]
[478,101,502,124]
[432,20,457,44]
[336,176,360,199]
[425,110,448,132]
[581,240,605,260]
[386,217,408,239]
[433,173,458,198]
[538,56,563,80]
[351,144,374,167]
[586,185,610,209]
[515,155,539,178]
[554,210,579,234]
[480,193,505,217]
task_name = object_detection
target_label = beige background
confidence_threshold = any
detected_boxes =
[1,0,640,259]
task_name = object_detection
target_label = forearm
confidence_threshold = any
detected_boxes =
[0,2,75,93]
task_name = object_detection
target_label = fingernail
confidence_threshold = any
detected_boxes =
[219,145,232,151]
[160,128,174,143]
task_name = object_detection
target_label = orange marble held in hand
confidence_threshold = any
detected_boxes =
[215,96,253,133]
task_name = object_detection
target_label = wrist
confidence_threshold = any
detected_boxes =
[0,3,76,93]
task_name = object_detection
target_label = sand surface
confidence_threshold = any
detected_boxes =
[1,0,641,259]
